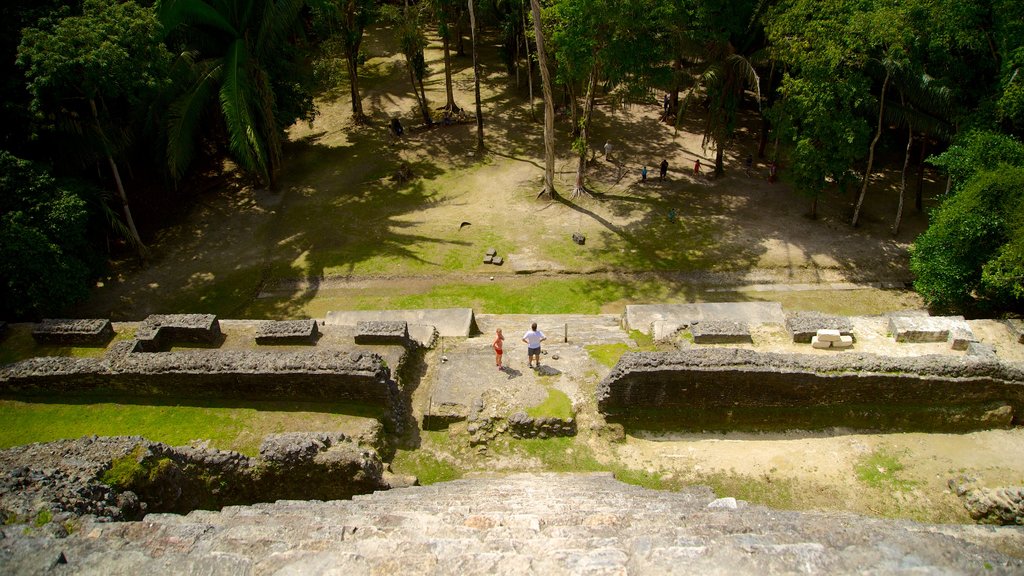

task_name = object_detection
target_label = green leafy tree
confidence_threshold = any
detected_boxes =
[18,0,172,257]
[910,165,1024,312]
[159,0,313,187]
[0,152,101,320]
[312,0,376,122]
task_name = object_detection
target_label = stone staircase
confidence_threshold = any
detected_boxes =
[3,473,1022,575]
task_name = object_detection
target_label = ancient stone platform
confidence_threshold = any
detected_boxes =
[134,313,222,352]
[325,308,476,338]
[254,319,319,345]
[690,320,752,344]
[785,313,854,343]
[2,473,1021,575]
[888,315,972,344]
[31,319,114,347]
[626,302,786,337]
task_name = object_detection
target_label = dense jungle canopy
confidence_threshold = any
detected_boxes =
[1,0,1022,319]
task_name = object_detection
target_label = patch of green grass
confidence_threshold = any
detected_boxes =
[526,388,573,420]
[162,266,266,317]
[586,343,632,368]
[628,329,655,348]
[390,447,462,485]
[855,447,917,491]
[0,397,381,456]
[33,509,52,527]
[100,447,175,491]
[504,436,605,472]
[612,466,673,490]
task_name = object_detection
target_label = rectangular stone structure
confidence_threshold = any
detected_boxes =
[32,319,114,347]
[786,314,853,344]
[888,315,968,343]
[135,314,222,352]
[690,320,752,344]
[354,320,410,345]
[255,319,319,345]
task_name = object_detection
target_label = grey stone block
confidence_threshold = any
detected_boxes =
[135,314,221,352]
[492,256,503,265]
[786,314,853,344]
[888,315,966,343]
[966,342,997,358]
[255,319,319,345]
[354,320,410,345]
[32,319,114,346]
[486,248,497,257]
[690,320,752,344]
[483,255,493,264]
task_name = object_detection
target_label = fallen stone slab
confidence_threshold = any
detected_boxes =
[354,320,410,346]
[811,335,832,349]
[255,319,319,345]
[967,342,998,359]
[785,314,853,343]
[483,255,493,264]
[486,248,496,257]
[833,335,854,349]
[135,314,221,352]
[690,320,752,344]
[492,256,503,265]
[31,319,114,347]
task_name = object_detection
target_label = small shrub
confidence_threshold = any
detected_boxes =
[33,509,52,527]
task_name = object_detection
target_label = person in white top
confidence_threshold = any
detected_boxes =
[522,322,547,369]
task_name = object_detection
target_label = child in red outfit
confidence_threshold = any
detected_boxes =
[493,328,504,370]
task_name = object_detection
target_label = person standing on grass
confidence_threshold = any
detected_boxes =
[493,328,505,370]
[660,159,668,180]
[604,140,613,161]
[693,159,701,176]
[641,165,648,182]
[522,322,546,370]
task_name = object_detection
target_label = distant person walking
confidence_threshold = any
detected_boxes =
[745,153,753,177]
[604,140,613,161]
[493,328,504,371]
[522,322,547,370]
[659,159,668,180]
[768,161,778,183]
[693,159,701,176]
[641,165,648,182]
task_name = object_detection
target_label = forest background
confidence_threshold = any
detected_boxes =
[1,0,1023,320]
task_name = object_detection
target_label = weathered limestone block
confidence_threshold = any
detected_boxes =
[31,319,114,346]
[817,329,842,342]
[690,320,752,344]
[949,326,979,351]
[786,314,853,343]
[135,314,221,352]
[255,319,319,345]
[833,335,854,349]
[888,315,967,343]
[354,320,410,345]
[961,486,1024,525]
[811,336,831,349]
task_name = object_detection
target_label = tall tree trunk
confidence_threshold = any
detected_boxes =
[455,10,465,56]
[915,136,926,210]
[530,0,556,198]
[407,57,431,126]
[714,144,724,176]
[468,0,483,150]
[522,4,535,121]
[893,102,912,236]
[442,29,459,111]
[346,52,365,120]
[670,57,682,116]
[851,68,889,227]
[90,98,145,259]
[573,62,600,197]
[417,75,432,125]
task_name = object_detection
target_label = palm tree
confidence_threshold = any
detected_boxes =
[158,0,306,188]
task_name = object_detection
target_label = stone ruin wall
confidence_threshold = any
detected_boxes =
[0,342,399,416]
[598,348,1024,429]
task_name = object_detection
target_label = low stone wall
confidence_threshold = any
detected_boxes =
[0,344,398,410]
[467,413,577,445]
[597,349,1024,431]
[31,319,114,346]
[0,433,395,525]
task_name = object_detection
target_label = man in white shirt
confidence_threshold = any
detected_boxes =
[522,322,546,369]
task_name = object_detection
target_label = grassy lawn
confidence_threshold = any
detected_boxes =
[0,397,381,456]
